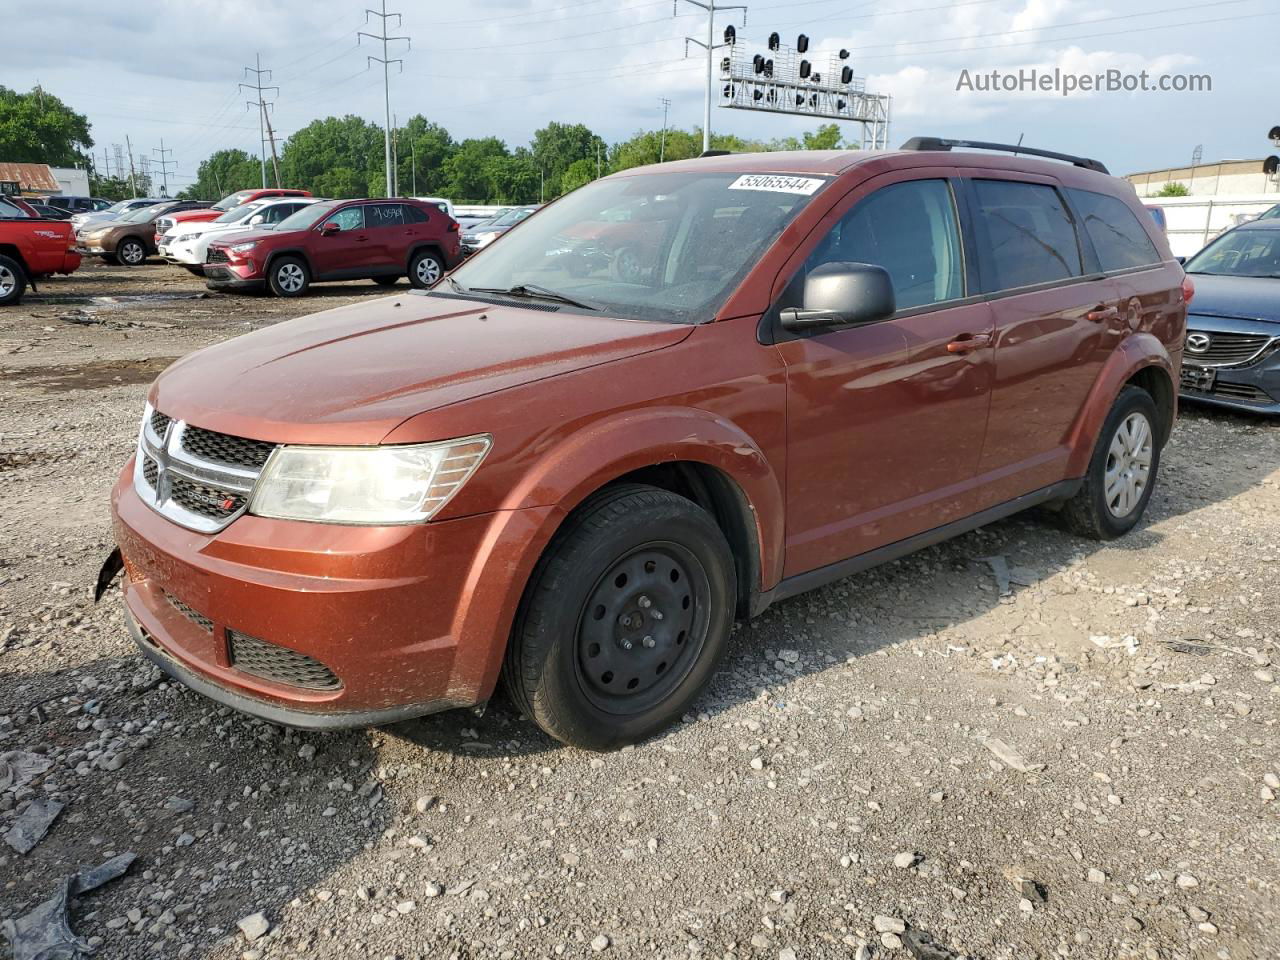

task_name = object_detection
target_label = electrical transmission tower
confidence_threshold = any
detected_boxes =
[241,54,280,189]
[359,0,410,198]
[152,139,176,196]
[659,98,671,161]
[676,0,747,153]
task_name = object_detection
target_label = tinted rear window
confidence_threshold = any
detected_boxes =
[1067,189,1161,271]
[973,180,1082,290]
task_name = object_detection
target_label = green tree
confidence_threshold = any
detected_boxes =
[396,116,455,196]
[280,116,384,197]
[559,156,597,194]
[88,174,133,202]
[531,122,603,197]
[179,149,262,200]
[0,86,93,165]
[1154,182,1190,197]
[802,123,843,150]
[442,137,509,202]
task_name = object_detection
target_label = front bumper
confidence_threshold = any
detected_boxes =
[110,462,554,725]
[1179,317,1280,415]
[204,264,265,291]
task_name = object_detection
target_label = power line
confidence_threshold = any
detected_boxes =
[152,139,176,196]
[678,0,748,153]
[240,53,280,189]
[359,0,410,199]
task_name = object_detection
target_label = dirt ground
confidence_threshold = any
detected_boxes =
[1,261,1277,960]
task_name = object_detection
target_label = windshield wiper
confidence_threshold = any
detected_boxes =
[464,282,599,311]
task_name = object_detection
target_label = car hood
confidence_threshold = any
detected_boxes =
[1186,274,1280,323]
[150,293,693,444]
[208,226,284,247]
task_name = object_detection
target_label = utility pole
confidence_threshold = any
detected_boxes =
[677,0,747,153]
[240,54,279,189]
[596,139,602,179]
[391,113,399,196]
[263,107,282,188]
[359,1,410,199]
[411,138,417,194]
[659,97,671,162]
[152,139,176,196]
[125,135,138,198]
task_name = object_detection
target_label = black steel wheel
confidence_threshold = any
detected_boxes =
[503,484,735,750]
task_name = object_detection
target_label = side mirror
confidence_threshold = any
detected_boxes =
[1175,256,1187,265]
[248,214,265,225]
[321,221,341,235]
[779,261,896,332]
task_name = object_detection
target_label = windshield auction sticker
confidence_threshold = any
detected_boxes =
[728,174,827,195]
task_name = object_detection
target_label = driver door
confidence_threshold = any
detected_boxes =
[775,170,996,577]
[312,204,374,277]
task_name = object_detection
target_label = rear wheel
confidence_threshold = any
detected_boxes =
[267,257,310,297]
[0,255,27,306]
[408,250,443,289]
[1061,385,1160,540]
[117,238,146,266]
[503,485,735,751]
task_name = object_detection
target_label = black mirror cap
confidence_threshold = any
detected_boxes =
[1175,255,1187,265]
[780,261,896,332]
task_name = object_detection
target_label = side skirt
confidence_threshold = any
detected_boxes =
[752,479,1082,616]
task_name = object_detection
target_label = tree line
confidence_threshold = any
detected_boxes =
[0,84,852,204]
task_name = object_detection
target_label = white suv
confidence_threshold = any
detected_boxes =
[160,197,322,273]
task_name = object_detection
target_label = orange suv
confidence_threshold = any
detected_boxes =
[101,139,1189,750]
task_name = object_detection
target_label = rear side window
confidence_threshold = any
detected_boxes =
[972,180,1082,290]
[368,203,406,227]
[404,204,430,224]
[1067,189,1161,270]
[804,179,965,310]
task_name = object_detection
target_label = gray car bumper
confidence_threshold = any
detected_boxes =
[1180,315,1280,415]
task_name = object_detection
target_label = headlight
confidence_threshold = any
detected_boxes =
[230,241,257,253]
[249,436,492,524]
[476,232,499,246]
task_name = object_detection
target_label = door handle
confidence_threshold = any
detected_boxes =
[1086,305,1118,323]
[354,236,369,242]
[946,333,991,353]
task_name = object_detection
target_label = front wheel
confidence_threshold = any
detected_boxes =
[0,255,27,306]
[1060,385,1161,540]
[268,256,310,298]
[408,250,443,289]
[503,485,736,751]
[117,238,146,266]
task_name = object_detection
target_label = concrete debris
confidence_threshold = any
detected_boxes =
[983,737,1045,773]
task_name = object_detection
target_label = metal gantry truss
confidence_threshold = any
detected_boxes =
[719,39,891,149]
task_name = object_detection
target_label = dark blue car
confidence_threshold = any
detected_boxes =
[1180,219,1280,414]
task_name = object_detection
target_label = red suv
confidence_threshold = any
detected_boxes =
[103,139,1187,750]
[203,198,461,296]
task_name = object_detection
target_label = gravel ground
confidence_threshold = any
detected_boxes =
[1,262,1277,960]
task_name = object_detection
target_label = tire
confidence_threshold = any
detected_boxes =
[117,238,146,266]
[1060,385,1161,540]
[408,250,443,289]
[0,254,27,306]
[503,484,736,751]
[373,275,399,287]
[267,256,310,298]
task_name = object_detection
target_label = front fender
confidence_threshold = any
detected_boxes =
[1065,332,1174,477]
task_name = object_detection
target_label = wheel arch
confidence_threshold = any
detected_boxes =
[0,244,30,274]
[263,248,314,277]
[1124,364,1175,447]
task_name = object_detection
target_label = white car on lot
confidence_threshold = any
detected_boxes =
[159,197,322,273]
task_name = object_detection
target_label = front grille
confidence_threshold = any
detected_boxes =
[229,631,342,691]
[206,247,229,264]
[1184,329,1274,366]
[164,592,213,633]
[181,426,274,470]
[1210,382,1274,404]
[150,410,171,437]
[170,475,247,520]
[142,456,158,489]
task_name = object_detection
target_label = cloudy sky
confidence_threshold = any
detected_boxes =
[4,0,1279,191]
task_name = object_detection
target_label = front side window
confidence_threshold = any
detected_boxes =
[448,171,827,323]
[1184,228,1280,278]
[324,206,366,231]
[1067,189,1161,271]
[973,179,1082,290]
[802,178,964,310]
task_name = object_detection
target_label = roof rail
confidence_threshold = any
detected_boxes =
[899,137,1109,175]
[699,149,732,158]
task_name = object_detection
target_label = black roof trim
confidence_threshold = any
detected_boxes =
[899,137,1109,175]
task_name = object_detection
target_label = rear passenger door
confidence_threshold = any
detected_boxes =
[962,176,1115,505]
[776,171,996,577]
[365,202,410,274]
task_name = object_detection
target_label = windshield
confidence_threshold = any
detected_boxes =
[1185,228,1280,278]
[447,171,827,323]
[274,200,340,232]
[214,202,265,225]
[490,207,535,228]
[121,204,167,223]
[213,190,256,212]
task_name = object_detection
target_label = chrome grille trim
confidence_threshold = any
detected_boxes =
[1183,328,1278,368]
[134,404,275,534]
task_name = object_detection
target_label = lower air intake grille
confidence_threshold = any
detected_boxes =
[164,592,213,633]
[1210,382,1273,404]
[228,631,342,691]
